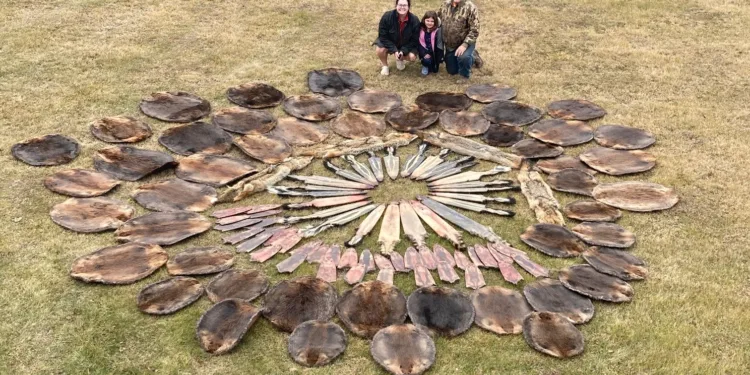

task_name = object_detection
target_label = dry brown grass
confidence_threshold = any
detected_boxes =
[1,0,750,373]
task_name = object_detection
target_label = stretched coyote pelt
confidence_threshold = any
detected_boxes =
[297,132,417,158]
[517,161,565,225]
[417,131,523,169]
[219,156,313,202]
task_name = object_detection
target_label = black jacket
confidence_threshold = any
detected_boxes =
[378,10,420,54]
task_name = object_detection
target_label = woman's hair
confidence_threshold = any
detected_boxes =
[421,11,438,30]
[395,0,411,8]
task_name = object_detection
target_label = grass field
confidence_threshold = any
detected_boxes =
[2,0,750,373]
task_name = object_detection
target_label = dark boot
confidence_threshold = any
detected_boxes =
[472,49,484,69]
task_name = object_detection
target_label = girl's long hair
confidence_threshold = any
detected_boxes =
[421,11,438,31]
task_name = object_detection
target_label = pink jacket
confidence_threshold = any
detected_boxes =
[419,28,437,52]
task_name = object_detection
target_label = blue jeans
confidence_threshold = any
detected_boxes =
[444,43,475,78]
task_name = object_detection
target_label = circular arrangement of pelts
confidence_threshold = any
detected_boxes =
[288,321,347,367]
[262,276,338,332]
[90,116,152,143]
[371,324,436,375]
[50,197,134,233]
[205,269,269,303]
[523,312,585,358]
[471,286,532,335]
[211,107,277,135]
[12,134,80,166]
[348,89,402,113]
[307,68,364,97]
[69,243,168,285]
[406,286,474,337]
[136,277,204,315]
[336,280,407,338]
[139,91,210,123]
[196,299,262,355]
[559,265,634,303]
[523,278,595,324]
[465,83,517,103]
[44,169,120,197]
[226,82,285,109]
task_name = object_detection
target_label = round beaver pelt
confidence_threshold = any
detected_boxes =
[206,269,269,303]
[50,197,134,233]
[211,107,276,135]
[472,286,532,335]
[263,276,338,332]
[175,154,257,187]
[439,110,491,136]
[592,181,678,212]
[288,321,347,367]
[336,280,407,338]
[348,89,402,113]
[233,133,292,164]
[371,324,436,375]
[308,68,364,97]
[196,299,262,355]
[139,91,210,123]
[520,223,587,258]
[167,247,234,276]
[331,111,387,139]
[547,168,598,196]
[226,82,285,109]
[465,83,517,103]
[512,139,564,159]
[594,124,655,150]
[158,121,232,156]
[583,247,648,280]
[528,119,593,146]
[572,221,636,248]
[93,146,175,181]
[563,200,622,222]
[481,100,543,126]
[523,278,595,324]
[136,277,204,315]
[547,99,606,121]
[482,123,524,147]
[269,117,330,146]
[559,264,634,302]
[12,134,79,166]
[415,92,473,112]
[385,105,440,133]
[580,147,656,175]
[537,155,597,175]
[70,242,168,285]
[406,286,474,337]
[132,178,217,212]
[115,211,211,245]
[90,116,152,143]
[44,169,120,197]
[283,94,342,122]
[522,311,585,358]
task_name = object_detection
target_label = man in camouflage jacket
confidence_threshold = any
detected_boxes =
[438,0,480,80]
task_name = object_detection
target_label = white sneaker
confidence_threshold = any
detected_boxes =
[396,60,406,71]
[380,66,390,76]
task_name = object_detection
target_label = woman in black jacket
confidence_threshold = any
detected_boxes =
[373,0,421,76]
